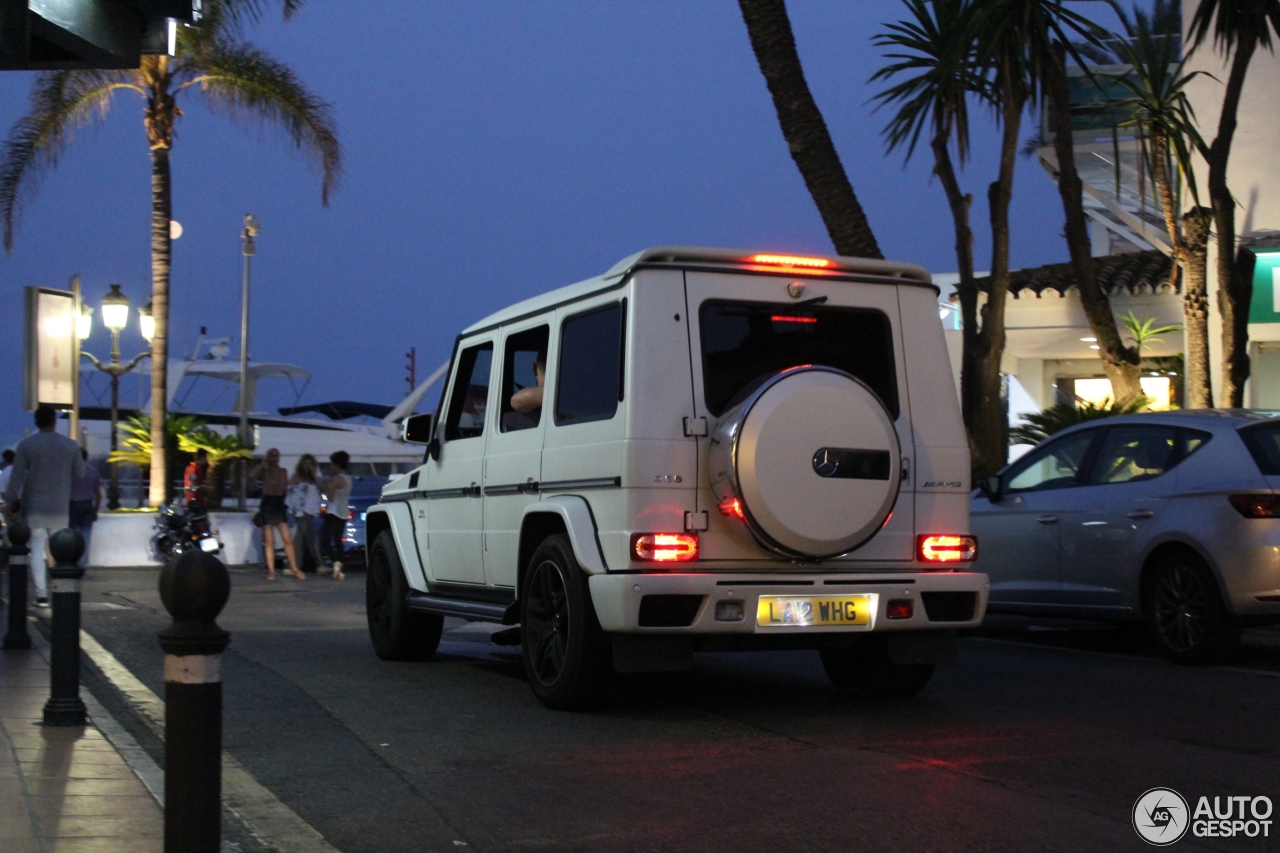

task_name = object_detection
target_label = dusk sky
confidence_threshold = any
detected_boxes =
[0,1,1122,446]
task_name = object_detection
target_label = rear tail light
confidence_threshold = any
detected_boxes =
[918,534,977,563]
[631,533,698,562]
[348,508,356,520]
[1228,494,1280,518]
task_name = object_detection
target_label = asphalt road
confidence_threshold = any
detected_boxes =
[71,566,1280,853]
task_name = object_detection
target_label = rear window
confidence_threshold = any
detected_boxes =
[1240,423,1280,475]
[698,300,898,417]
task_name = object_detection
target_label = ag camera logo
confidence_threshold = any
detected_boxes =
[1133,788,1189,846]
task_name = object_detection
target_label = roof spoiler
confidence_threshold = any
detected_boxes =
[602,246,931,284]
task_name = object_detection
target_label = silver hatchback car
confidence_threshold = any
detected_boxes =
[971,410,1280,663]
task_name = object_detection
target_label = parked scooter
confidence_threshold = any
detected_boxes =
[151,502,221,561]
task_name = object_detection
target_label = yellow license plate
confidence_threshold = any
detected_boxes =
[756,595,872,627]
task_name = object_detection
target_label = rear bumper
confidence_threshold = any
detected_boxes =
[589,570,988,633]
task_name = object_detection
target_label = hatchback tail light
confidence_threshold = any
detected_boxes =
[631,533,698,562]
[1228,494,1280,518]
[918,534,977,563]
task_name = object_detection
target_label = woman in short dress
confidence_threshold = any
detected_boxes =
[248,448,303,581]
[289,454,325,576]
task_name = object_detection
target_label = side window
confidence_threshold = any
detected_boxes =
[1180,428,1212,460]
[555,301,625,426]
[1089,426,1177,485]
[499,325,550,433]
[1006,430,1097,493]
[444,342,493,441]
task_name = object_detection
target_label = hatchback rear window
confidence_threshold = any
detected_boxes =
[1240,423,1280,475]
[698,300,898,417]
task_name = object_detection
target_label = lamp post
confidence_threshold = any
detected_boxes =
[237,214,258,511]
[81,285,153,510]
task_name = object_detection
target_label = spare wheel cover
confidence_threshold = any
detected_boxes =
[727,366,900,559]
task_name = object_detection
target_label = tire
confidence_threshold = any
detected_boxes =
[819,636,935,698]
[1144,551,1238,665]
[366,531,443,661]
[520,534,611,710]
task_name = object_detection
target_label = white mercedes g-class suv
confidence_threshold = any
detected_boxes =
[365,247,987,709]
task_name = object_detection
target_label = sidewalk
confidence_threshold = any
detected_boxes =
[0,617,164,853]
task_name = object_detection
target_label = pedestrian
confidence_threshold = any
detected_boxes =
[183,448,208,508]
[321,451,351,580]
[288,453,324,575]
[3,406,85,606]
[0,448,16,506]
[247,448,303,581]
[68,448,101,568]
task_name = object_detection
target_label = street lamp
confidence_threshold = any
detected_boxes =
[237,214,258,511]
[81,284,152,510]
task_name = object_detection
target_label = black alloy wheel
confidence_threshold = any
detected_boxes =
[520,534,610,710]
[1145,552,1238,665]
[366,531,442,661]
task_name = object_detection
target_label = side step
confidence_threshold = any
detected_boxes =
[406,592,509,624]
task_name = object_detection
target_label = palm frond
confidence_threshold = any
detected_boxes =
[1109,7,1209,206]
[183,0,305,51]
[869,0,989,164]
[1009,396,1151,446]
[1190,0,1280,54]
[0,70,140,252]
[183,41,341,205]
[1118,310,1182,357]
[178,426,252,468]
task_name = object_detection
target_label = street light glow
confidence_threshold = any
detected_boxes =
[139,301,155,342]
[101,284,130,332]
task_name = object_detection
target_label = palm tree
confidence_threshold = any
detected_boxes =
[737,0,883,259]
[1008,396,1150,445]
[0,0,341,507]
[108,415,251,508]
[1016,1,1148,405]
[1111,6,1215,407]
[871,0,1004,475]
[1189,0,1280,406]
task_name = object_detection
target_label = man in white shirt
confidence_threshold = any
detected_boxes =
[4,407,85,606]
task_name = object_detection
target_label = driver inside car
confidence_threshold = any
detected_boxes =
[504,351,546,430]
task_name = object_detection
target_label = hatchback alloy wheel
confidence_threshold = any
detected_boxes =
[1144,552,1237,665]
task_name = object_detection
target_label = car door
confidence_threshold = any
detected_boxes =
[971,428,1100,605]
[424,340,493,586]
[482,323,550,589]
[1057,424,1181,609]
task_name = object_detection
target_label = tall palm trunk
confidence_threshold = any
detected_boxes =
[1207,38,1257,407]
[1047,45,1143,403]
[144,58,176,506]
[931,130,979,430]
[737,0,882,259]
[972,75,1022,478]
[1148,129,1214,408]
[1181,207,1214,407]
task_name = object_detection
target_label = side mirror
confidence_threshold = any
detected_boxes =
[981,475,1003,502]
[401,413,435,445]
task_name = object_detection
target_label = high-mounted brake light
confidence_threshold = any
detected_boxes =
[1228,494,1280,518]
[771,315,818,324]
[918,534,977,563]
[750,254,832,269]
[631,533,699,562]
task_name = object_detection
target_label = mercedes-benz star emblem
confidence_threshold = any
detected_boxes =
[813,449,840,478]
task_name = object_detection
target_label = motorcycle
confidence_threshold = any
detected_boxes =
[151,502,222,561]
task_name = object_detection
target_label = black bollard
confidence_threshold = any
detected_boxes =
[3,521,32,650]
[43,529,87,726]
[158,549,230,853]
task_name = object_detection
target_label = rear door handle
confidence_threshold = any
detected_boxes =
[1127,509,1155,519]
[1036,514,1059,524]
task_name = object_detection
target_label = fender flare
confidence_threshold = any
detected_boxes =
[365,502,429,592]
[521,495,607,574]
